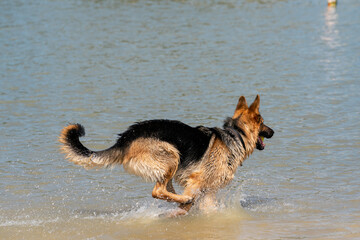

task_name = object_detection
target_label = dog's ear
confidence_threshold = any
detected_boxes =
[249,95,260,113]
[233,96,248,118]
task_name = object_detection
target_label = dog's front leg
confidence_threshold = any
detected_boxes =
[167,191,217,217]
[198,192,217,213]
[161,202,193,218]
[170,184,202,216]
[166,202,193,218]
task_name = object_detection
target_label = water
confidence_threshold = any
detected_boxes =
[1,0,360,239]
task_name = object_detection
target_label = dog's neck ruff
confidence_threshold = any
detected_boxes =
[223,117,246,152]
[226,127,245,148]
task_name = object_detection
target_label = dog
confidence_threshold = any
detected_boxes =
[59,95,274,216]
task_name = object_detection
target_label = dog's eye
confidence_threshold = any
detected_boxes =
[259,116,264,124]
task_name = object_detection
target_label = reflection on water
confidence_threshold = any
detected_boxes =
[1,0,360,239]
[322,6,339,49]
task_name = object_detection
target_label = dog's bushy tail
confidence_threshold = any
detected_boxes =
[59,124,122,169]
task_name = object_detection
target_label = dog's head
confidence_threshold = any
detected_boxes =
[232,95,274,150]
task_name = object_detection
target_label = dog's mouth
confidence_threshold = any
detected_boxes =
[256,136,266,150]
[256,126,274,151]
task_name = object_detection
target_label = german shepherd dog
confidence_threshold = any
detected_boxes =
[59,95,274,216]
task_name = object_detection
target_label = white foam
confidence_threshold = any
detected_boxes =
[0,217,59,227]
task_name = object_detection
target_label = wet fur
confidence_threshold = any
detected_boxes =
[59,95,274,216]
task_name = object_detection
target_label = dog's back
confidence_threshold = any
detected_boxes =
[116,120,213,169]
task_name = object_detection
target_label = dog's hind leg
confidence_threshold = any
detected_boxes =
[152,170,192,204]
[166,179,176,194]
[152,182,192,204]
[122,138,192,204]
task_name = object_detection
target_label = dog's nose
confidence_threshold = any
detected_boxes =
[268,128,274,138]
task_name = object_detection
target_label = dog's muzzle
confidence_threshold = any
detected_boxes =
[256,125,274,150]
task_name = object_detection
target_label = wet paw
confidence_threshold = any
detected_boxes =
[181,196,193,204]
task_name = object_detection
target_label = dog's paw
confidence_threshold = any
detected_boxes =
[181,195,193,204]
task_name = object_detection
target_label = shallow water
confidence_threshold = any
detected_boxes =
[1,0,360,239]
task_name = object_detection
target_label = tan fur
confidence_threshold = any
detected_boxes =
[59,124,122,169]
[121,138,192,204]
[175,136,240,199]
[59,124,97,169]
[122,138,179,183]
[232,95,262,158]
[234,115,259,158]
